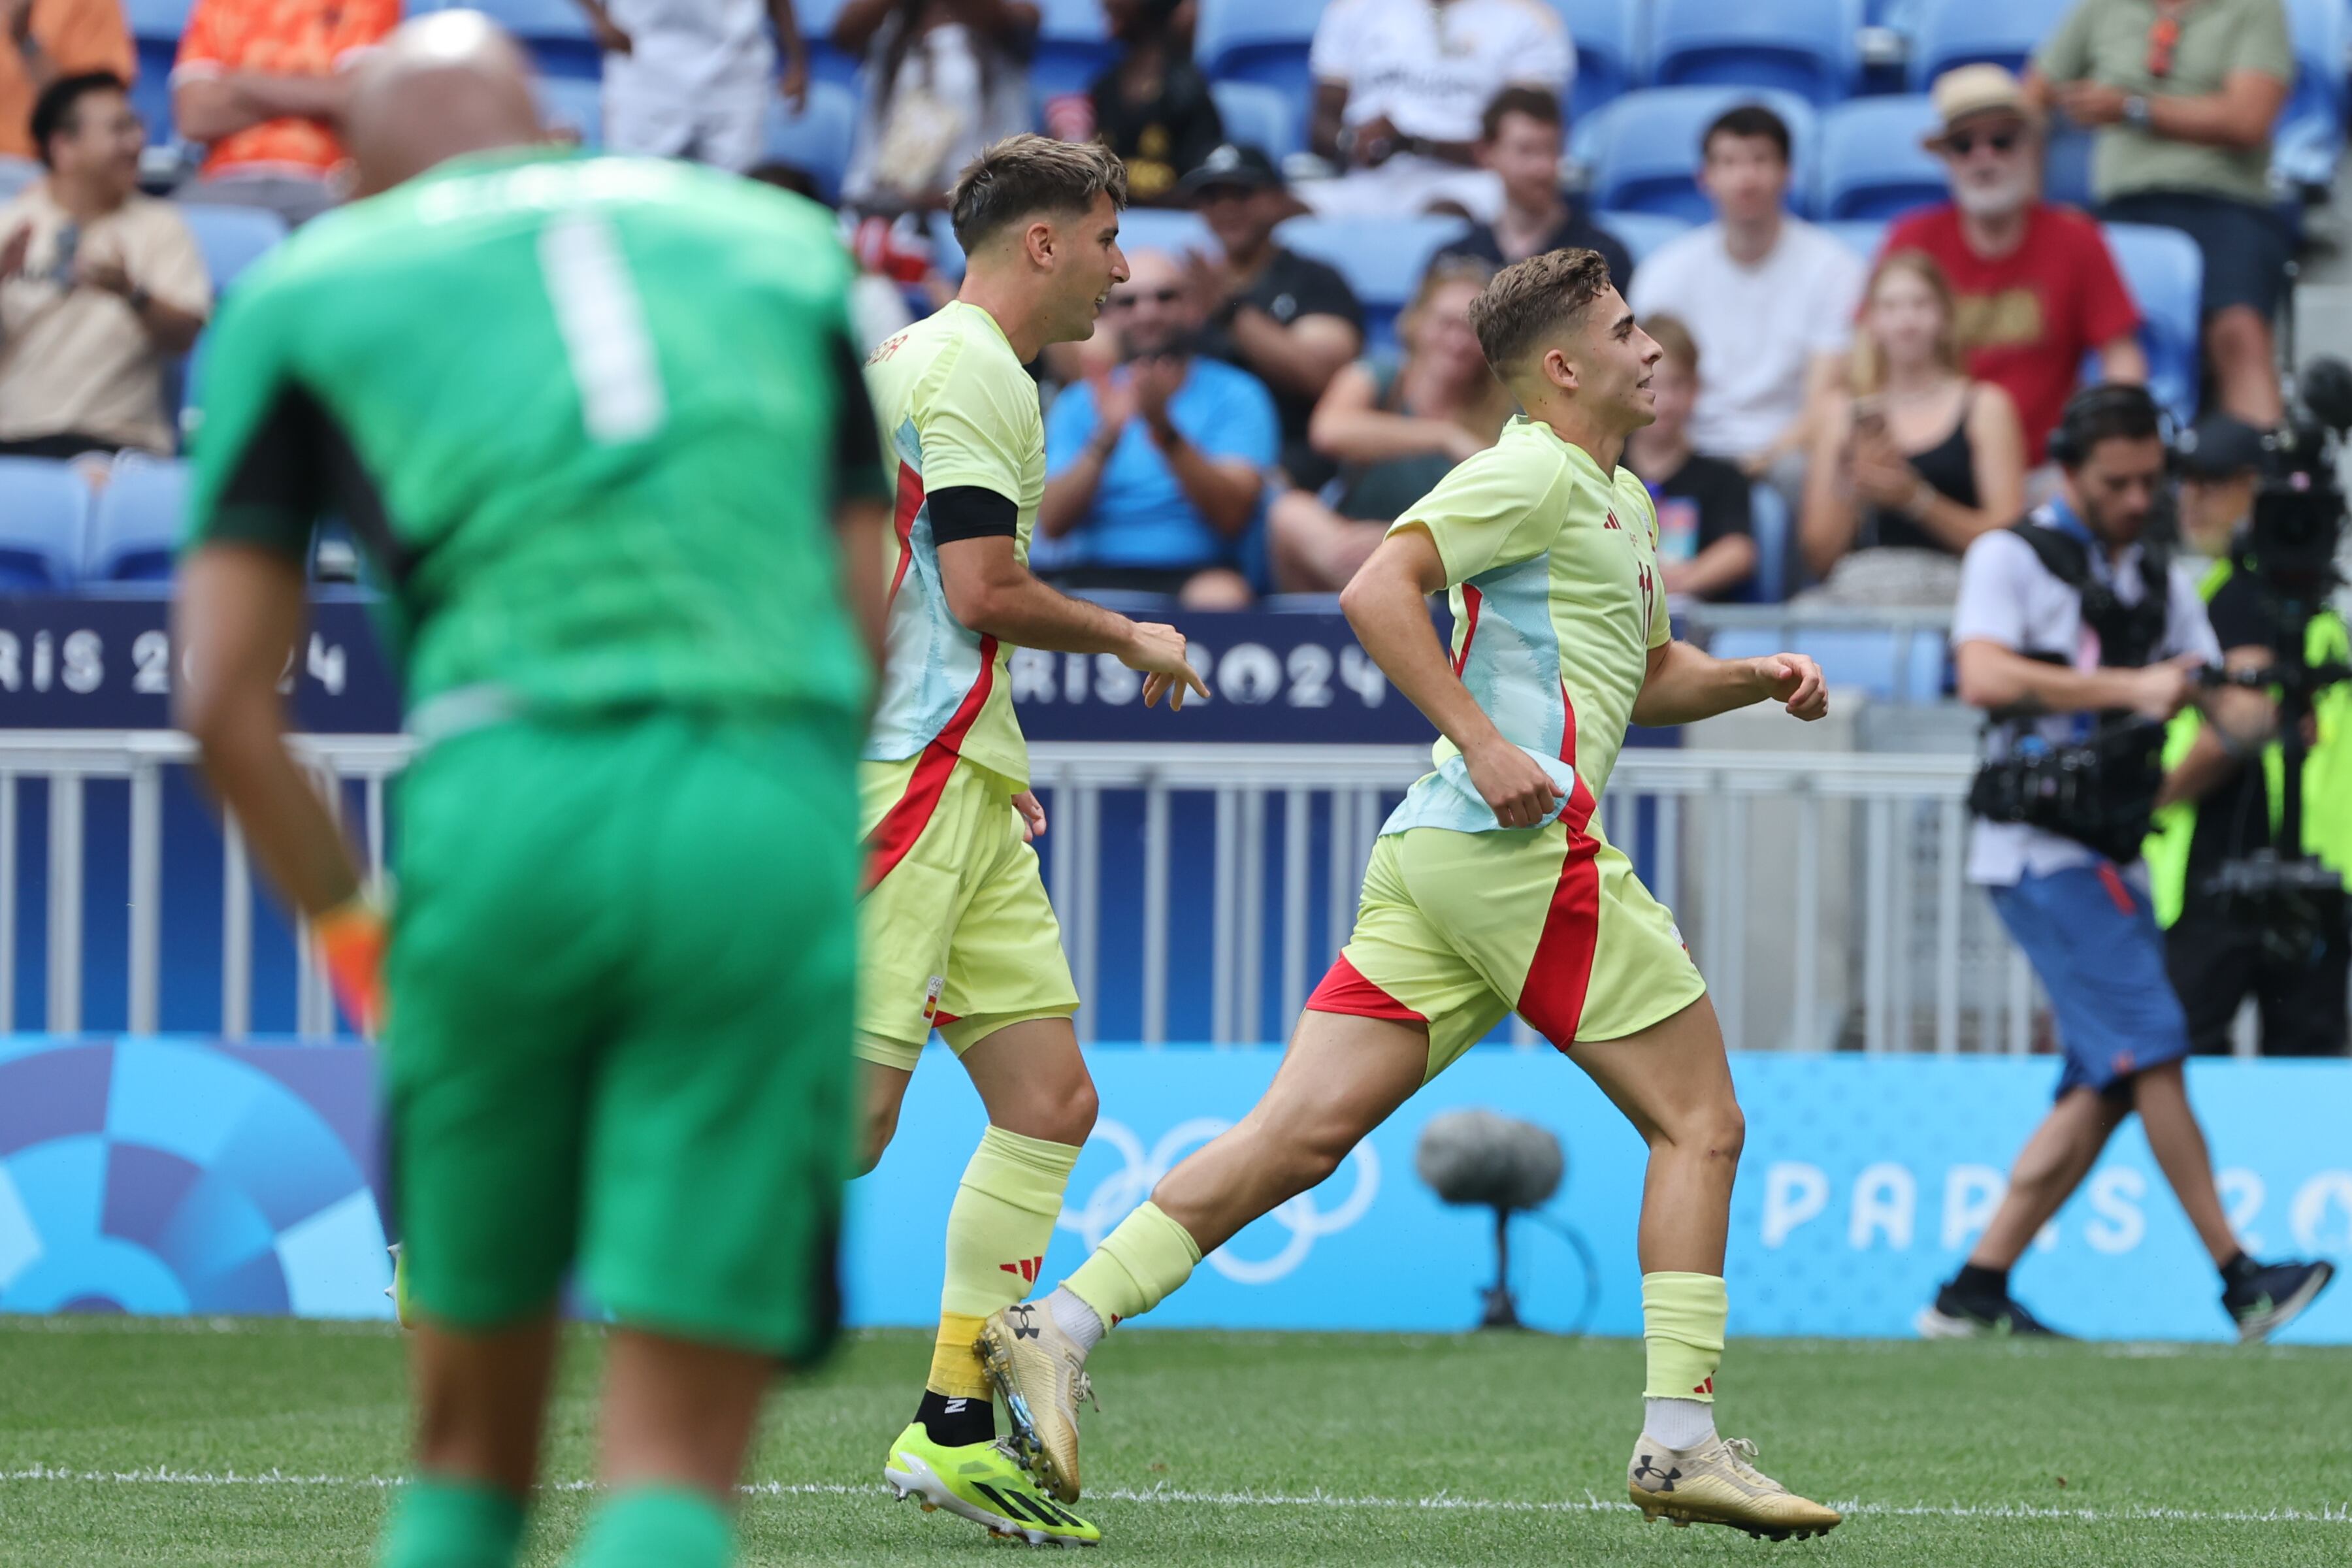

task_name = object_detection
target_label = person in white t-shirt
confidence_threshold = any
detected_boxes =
[1299,0,1570,221]
[1626,103,1863,512]
[577,0,810,173]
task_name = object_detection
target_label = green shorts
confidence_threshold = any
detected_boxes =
[385,711,859,1360]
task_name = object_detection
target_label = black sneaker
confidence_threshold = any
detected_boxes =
[1915,1281,2064,1339]
[2223,1260,2335,1343]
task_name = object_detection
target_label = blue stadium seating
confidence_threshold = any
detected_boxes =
[1742,482,1792,603]
[793,0,862,88]
[1709,624,1946,701]
[178,204,287,292]
[1648,0,1865,106]
[536,76,605,149]
[2276,0,2349,191]
[124,0,189,144]
[1211,80,1301,161]
[1273,215,1471,350]
[2100,221,2204,425]
[0,459,90,590]
[1552,0,1644,122]
[1816,95,1945,220]
[1820,218,1887,259]
[85,461,188,583]
[2043,122,2095,210]
[761,80,858,200]
[1593,209,1693,268]
[1034,0,1119,102]
[0,157,37,201]
[1575,86,1818,223]
[1112,208,1214,257]
[1905,0,2050,90]
[1192,0,1323,116]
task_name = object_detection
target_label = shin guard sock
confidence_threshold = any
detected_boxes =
[1642,1271,1728,1412]
[929,1126,1083,1401]
[376,1477,525,1568]
[1063,1201,1202,1329]
[566,1486,730,1568]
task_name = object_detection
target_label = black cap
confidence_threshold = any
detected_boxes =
[2178,413,2265,479]
[1178,142,1281,199]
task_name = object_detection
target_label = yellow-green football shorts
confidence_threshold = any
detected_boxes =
[1310,813,1707,1079]
[857,751,1079,1068]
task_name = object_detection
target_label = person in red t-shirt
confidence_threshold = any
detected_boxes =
[1876,65,2144,470]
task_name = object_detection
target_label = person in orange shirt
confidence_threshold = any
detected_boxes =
[171,0,399,225]
[1,0,136,163]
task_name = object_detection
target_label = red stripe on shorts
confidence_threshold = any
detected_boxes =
[885,462,924,610]
[2097,861,2137,915]
[1452,583,1484,678]
[861,634,1000,894]
[1516,679,1602,1051]
[1305,953,1428,1022]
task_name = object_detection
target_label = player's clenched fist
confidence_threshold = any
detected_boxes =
[1123,621,1212,711]
[1464,735,1567,829]
[1750,653,1829,721]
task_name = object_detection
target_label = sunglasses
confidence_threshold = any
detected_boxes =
[1109,287,1183,309]
[1944,128,2021,156]
[2148,15,2180,79]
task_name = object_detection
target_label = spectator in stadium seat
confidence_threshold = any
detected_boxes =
[2029,0,2294,428]
[1624,314,1756,602]
[1299,0,1569,221]
[1180,142,1364,490]
[1799,251,2025,605]
[1267,256,1512,592]
[1036,248,1275,607]
[1433,86,1633,290]
[1628,105,1866,516]
[171,0,399,227]
[570,0,811,172]
[836,0,1035,214]
[1,0,133,162]
[0,73,208,459]
[1882,65,2146,471]
[1070,0,1222,207]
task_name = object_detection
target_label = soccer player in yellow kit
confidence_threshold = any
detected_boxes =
[858,134,1209,1545]
[982,250,1846,1542]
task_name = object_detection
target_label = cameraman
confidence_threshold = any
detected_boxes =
[1919,385,2334,1341]
[2146,417,2352,1056]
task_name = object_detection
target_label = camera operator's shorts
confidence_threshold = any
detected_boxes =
[855,752,1079,1070]
[1989,862,2193,1100]
[1307,823,1708,1079]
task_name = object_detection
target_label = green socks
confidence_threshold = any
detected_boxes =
[1641,1271,1728,1401]
[1064,1201,1203,1328]
[376,1477,525,1568]
[566,1485,733,1568]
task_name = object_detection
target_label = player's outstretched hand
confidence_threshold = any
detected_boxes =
[1012,789,1047,843]
[1465,736,1566,829]
[1124,621,1211,711]
[1752,653,1829,721]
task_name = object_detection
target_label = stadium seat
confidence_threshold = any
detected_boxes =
[0,156,37,200]
[1817,96,1946,221]
[1575,87,1818,223]
[1550,0,1644,122]
[0,459,90,589]
[1709,624,1943,701]
[1211,80,1302,161]
[760,80,858,201]
[793,0,863,88]
[1905,0,2051,90]
[2043,122,2095,210]
[1821,218,1888,259]
[1593,210,1693,268]
[1033,0,1119,102]
[84,459,188,583]
[1742,482,1792,603]
[124,0,189,142]
[177,204,288,291]
[1273,215,1471,351]
[535,76,604,148]
[2100,222,2203,424]
[1116,208,1217,258]
[1193,0,1323,113]
[2274,0,2349,191]
[1648,0,1865,106]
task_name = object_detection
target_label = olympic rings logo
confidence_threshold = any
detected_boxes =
[1056,1117,1381,1284]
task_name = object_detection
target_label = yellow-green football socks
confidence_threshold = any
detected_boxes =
[565,1485,730,1568]
[928,1126,1083,1401]
[376,1475,525,1568]
[1642,1270,1728,1401]
[1064,1201,1203,1328]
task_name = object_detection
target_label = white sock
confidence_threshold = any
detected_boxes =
[1046,1285,1105,1355]
[1643,1396,1717,1451]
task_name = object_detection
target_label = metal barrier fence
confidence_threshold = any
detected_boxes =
[0,730,2044,1056]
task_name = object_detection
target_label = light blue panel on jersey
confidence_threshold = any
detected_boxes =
[845,1051,2352,1344]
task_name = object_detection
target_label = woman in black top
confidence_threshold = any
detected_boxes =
[1800,251,2027,605]
[1085,0,1225,206]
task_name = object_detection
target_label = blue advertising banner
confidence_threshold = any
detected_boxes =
[4,1037,2347,1343]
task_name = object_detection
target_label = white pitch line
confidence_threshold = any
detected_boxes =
[5,1467,2349,1527]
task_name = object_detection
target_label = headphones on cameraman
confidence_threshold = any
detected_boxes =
[2045,382,2174,470]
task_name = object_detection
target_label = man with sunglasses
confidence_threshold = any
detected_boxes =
[2028,0,2295,429]
[1878,65,2146,472]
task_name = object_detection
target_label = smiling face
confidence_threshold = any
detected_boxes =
[46,85,144,201]
[1042,190,1132,344]
[1567,287,1664,429]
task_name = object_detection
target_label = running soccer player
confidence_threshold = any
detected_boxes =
[980,250,1846,1543]
[858,133,1209,1546]
[174,19,881,1568]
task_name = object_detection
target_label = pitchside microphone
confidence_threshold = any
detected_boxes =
[1416,1109,1564,1330]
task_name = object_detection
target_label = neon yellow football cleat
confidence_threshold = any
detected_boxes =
[385,1243,414,1330]
[883,1422,1101,1547]
[1627,1433,1842,1541]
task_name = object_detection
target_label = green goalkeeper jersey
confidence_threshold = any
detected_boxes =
[186,147,888,732]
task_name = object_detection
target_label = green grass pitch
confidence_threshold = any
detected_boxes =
[3,1318,2346,1566]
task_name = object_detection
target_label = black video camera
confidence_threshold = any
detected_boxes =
[1968,717,2170,867]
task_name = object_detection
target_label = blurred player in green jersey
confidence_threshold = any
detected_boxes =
[981,251,1847,1542]
[173,16,885,1568]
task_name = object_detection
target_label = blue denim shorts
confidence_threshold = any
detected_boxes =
[1988,863,2193,1100]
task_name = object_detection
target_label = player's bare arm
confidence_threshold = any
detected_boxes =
[1954,638,2204,721]
[1631,640,1830,727]
[937,532,1209,709]
[1339,525,1564,828]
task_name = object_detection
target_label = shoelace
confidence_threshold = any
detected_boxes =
[1716,1437,1784,1494]
[1069,1364,1099,1413]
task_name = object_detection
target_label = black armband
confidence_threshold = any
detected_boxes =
[927,485,1019,544]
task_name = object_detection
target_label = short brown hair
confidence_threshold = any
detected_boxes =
[1480,84,1562,144]
[949,134,1129,250]
[1467,248,1616,375]
[1642,313,1699,375]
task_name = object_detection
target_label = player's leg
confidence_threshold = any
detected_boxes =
[564,1331,773,1568]
[377,1317,559,1568]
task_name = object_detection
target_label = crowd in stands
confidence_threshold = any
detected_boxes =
[0,0,2336,610]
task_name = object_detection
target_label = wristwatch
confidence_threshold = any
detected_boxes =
[2123,95,2153,129]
